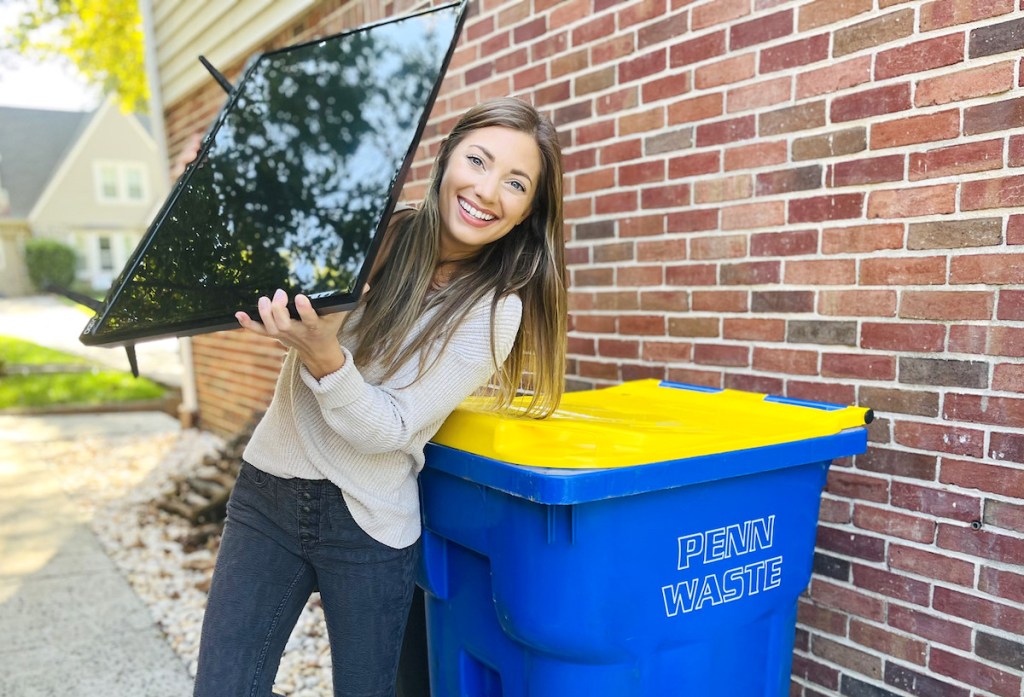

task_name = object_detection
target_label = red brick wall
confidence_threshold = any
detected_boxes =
[162,1,1024,694]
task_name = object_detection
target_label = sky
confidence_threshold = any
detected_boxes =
[0,1,101,112]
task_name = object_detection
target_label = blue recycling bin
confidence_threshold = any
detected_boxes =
[418,380,871,696]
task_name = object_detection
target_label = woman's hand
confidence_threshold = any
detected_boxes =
[236,289,348,380]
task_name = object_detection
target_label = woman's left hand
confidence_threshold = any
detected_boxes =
[236,289,348,380]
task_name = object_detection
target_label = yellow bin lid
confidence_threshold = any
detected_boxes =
[432,379,873,469]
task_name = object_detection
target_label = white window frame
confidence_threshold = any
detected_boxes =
[93,161,150,204]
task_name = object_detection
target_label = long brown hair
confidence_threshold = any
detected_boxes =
[349,97,567,417]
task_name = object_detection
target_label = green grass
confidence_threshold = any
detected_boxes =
[0,336,167,410]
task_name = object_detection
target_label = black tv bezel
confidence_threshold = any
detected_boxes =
[80,0,468,348]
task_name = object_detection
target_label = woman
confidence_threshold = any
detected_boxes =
[193,96,567,697]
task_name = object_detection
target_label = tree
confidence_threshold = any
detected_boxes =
[2,0,147,113]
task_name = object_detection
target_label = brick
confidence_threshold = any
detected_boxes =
[923,0,1015,31]
[691,290,748,312]
[785,259,857,285]
[916,60,1016,107]
[979,566,1024,605]
[822,223,904,254]
[724,318,786,341]
[577,120,615,145]
[641,73,692,103]
[666,263,718,287]
[724,372,784,395]
[799,0,872,31]
[576,168,615,194]
[574,220,615,241]
[760,34,830,74]
[945,393,1024,428]
[667,93,724,124]
[908,218,1003,249]
[797,55,872,99]
[789,382,858,409]
[639,289,687,312]
[819,290,897,317]
[752,346,818,374]
[892,482,981,525]
[727,76,791,113]
[598,87,640,117]
[577,360,619,381]
[817,526,886,562]
[693,343,750,366]
[900,356,990,389]
[821,352,898,380]
[857,386,939,417]
[1011,133,1024,166]
[950,252,1024,283]
[826,470,889,502]
[619,314,666,336]
[941,458,1024,498]
[666,316,719,338]
[669,30,726,68]
[690,233,747,259]
[820,495,854,525]
[964,96,1024,135]
[667,366,723,388]
[891,543,976,587]
[730,9,793,50]
[722,200,786,230]
[696,115,757,147]
[793,127,866,160]
[894,420,986,457]
[668,151,721,178]
[993,362,1024,392]
[619,0,667,29]
[595,190,637,214]
[857,447,937,480]
[829,155,904,187]
[860,322,945,352]
[868,184,957,219]
[930,647,1023,697]
[884,662,972,697]
[641,183,690,209]
[870,109,960,149]
[693,174,752,204]
[574,267,615,286]
[720,260,780,285]
[900,290,994,321]
[834,9,915,58]
[811,635,883,679]
[757,167,823,196]
[724,140,788,170]
[597,337,640,359]
[790,653,841,690]
[637,237,684,261]
[811,577,884,618]
[789,193,864,223]
[787,320,857,346]
[854,564,931,605]
[860,257,946,286]
[695,53,756,90]
[875,33,964,80]
[592,290,639,311]
[760,101,827,137]
[638,10,688,49]
[592,241,634,264]
[991,432,1024,463]
[643,340,693,362]
[575,66,616,96]
[977,632,1024,672]
[888,604,973,651]
[692,0,750,30]
[618,48,667,85]
[751,290,815,313]
[617,264,662,285]
[619,160,665,186]
[969,15,1024,58]
[910,139,1003,181]
[813,552,851,581]
[555,100,593,126]
[644,127,693,156]
[1009,213,1024,244]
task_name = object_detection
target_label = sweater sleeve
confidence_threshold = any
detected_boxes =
[297,293,523,454]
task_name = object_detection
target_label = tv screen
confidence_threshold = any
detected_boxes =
[80,1,467,347]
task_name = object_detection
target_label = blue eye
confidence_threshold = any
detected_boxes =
[510,180,526,193]
[467,155,484,167]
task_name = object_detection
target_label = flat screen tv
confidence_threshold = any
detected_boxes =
[79,1,467,349]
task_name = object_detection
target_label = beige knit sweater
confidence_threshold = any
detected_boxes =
[242,293,523,548]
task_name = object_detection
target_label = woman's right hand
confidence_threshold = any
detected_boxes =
[236,289,349,380]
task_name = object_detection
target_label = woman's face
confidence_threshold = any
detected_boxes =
[437,126,542,260]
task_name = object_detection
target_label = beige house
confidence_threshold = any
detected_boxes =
[0,98,166,296]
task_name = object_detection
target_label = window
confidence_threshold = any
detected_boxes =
[98,236,114,271]
[94,162,148,203]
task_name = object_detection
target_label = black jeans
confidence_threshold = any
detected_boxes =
[194,462,418,697]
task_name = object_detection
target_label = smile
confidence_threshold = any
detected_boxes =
[459,197,496,222]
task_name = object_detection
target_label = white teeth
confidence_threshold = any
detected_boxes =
[459,198,496,221]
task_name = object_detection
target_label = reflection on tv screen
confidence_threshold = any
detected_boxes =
[82,1,466,347]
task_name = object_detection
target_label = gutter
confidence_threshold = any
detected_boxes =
[139,0,200,429]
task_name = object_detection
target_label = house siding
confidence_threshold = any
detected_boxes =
[159,2,1024,695]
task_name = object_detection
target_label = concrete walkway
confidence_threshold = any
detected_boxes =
[0,411,194,694]
[0,295,184,388]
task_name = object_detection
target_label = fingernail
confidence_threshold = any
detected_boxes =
[274,288,286,300]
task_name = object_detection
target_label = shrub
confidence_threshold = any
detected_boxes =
[24,238,77,292]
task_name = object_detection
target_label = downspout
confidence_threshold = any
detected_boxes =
[139,0,200,429]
